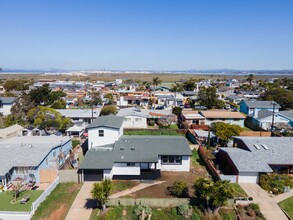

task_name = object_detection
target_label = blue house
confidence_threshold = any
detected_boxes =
[240,100,281,116]
[0,136,72,188]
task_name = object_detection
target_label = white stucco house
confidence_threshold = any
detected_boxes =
[86,115,124,149]
[80,115,192,181]
[0,97,17,116]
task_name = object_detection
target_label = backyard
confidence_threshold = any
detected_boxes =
[279,196,293,218]
[0,190,43,212]
[31,183,82,220]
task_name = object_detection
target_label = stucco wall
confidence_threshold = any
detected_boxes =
[205,119,244,127]
[157,156,190,172]
[112,163,141,175]
[122,116,147,128]
[88,126,121,149]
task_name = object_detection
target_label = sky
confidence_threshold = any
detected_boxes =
[1,0,293,71]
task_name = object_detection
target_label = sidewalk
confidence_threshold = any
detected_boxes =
[65,182,95,220]
[273,188,293,203]
[239,183,288,220]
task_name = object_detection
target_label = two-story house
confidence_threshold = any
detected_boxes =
[240,100,280,117]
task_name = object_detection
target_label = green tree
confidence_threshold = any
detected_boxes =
[3,79,30,91]
[4,114,26,127]
[91,179,112,210]
[246,74,255,86]
[183,78,197,91]
[152,77,162,90]
[51,99,66,109]
[193,178,233,213]
[198,86,225,109]
[104,93,114,104]
[260,88,293,110]
[10,92,36,118]
[211,122,243,147]
[100,105,117,116]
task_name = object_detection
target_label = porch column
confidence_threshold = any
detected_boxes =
[81,170,84,182]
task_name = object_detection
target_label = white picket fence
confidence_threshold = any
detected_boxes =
[0,177,60,220]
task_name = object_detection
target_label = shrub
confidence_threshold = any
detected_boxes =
[148,120,155,126]
[177,205,192,218]
[259,173,293,194]
[168,181,188,197]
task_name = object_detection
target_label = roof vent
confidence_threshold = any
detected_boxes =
[120,146,124,150]
[261,144,269,150]
[131,147,135,151]
[253,144,261,150]
[120,156,124,159]
[146,138,149,142]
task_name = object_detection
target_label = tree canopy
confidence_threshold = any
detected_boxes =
[211,122,243,146]
[198,87,225,109]
[91,179,112,210]
[183,78,197,91]
[260,88,293,110]
[100,105,117,116]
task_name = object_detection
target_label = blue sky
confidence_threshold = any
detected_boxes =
[1,0,293,70]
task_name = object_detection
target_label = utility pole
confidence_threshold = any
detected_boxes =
[271,101,276,135]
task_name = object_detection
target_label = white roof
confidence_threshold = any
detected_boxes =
[57,109,101,118]
[0,124,23,137]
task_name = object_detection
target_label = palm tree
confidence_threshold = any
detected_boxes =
[171,82,184,106]
[152,77,162,90]
[246,74,255,86]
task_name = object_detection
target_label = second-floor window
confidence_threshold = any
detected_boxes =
[98,130,104,137]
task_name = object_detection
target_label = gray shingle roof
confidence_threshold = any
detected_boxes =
[0,97,17,104]
[116,107,173,118]
[278,110,293,121]
[0,136,71,177]
[80,135,192,170]
[256,109,273,120]
[86,115,124,130]
[220,136,293,173]
[57,109,101,119]
[242,100,281,109]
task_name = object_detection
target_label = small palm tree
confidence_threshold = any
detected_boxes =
[152,77,162,90]
[246,74,254,86]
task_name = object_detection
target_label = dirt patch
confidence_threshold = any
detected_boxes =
[44,204,68,220]
[129,163,208,198]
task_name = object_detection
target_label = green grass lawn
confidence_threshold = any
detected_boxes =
[72,139,81,148]
[243,126,253,131]
[124,129,180,136]
[111,181,139,195]
[230,183,248,197]
[279,196,293,218]
[31,183,82,220]
[0,190,43,211]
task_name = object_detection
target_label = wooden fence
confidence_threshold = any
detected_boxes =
[198,145,220,180]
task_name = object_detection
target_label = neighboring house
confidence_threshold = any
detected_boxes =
[226,95,247,105]
[238,91,260,99]
[251,109,293,131]
[240,100,280,116]
[57,109,101,126]
[86,115,124,149]
[0,124,23,139]
[0,97,17,116]
[0,136,71,188]
[116,107,176,128]
[187,129,216,145]
[182,110,205,125]
[116,107,148,128]
[216,137,293,183]
[199,111,246,127]
[79,135,192,181]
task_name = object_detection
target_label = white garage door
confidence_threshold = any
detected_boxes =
[238,172,259,183]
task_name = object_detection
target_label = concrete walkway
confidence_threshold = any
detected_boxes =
[65,182,95,220]
[239,183,288,220]
[109,181,165,199]
[273,188,293,203]
[65,181,165,220]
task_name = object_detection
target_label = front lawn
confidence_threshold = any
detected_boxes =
[279,196,293,218]
[111,180,139,195]
[72,139,81,149]
[31,183,82,220]
[0,190,43,211]
[124,129,180,136]
[230,183,248,197]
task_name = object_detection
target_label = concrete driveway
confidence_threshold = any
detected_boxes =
[239,183,288,220]
[65,182,95,220]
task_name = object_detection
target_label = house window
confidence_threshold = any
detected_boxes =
[135,118,142,122]
[161,155,182,165]
[127,163,135,167]
[98,130,104,137]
